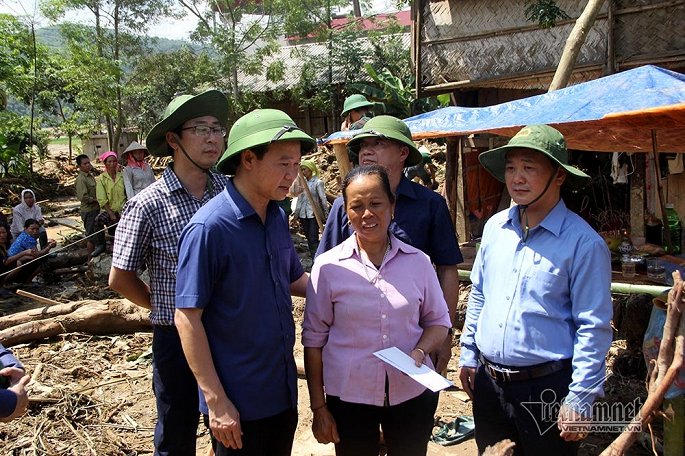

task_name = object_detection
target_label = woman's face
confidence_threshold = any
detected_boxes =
[23,192,35,207]
[345,174,394,245]
[131,150,145,161]
[104,156,119,173]
[301,166,312,180]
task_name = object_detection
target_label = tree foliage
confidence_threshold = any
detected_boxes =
[525,0,571,28]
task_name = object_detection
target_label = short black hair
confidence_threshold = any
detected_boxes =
[342,164,395,207]
[221,145,269,176]
[24,218,39,229]
[75,154,89,166]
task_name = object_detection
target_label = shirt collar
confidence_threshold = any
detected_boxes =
[163,164,224,196]
[224,178,281,222]
[395,176,418,200]
[506,199,568,238]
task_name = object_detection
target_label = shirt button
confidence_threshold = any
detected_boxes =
[382,335,388,340]
[380,293,385,298]
[499,323,503,328]
[382,314,387,319]
[513,269,517,273]
[506,296,510,300]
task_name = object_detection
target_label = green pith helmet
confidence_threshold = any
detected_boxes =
[146,90,229,157]
[341,94,374,117]
[346,115,421,167]
[478,124,590,190]
[217,109,316,174]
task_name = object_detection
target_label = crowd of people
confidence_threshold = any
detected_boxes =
[0,90,613,456]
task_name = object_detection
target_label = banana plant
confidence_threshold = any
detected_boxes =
[348,64,450,118]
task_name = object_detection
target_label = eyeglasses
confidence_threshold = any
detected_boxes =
[271,125,304,142]
[181,125,227,137]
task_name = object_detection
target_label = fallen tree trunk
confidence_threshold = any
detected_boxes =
[0,299,151,347]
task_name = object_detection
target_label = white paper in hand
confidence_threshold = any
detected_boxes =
[373,346,453,392]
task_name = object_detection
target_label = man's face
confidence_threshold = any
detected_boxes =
[504,148,565,207]
[78,158,92,173]
[23,193,35,207]
[26,223,39,238]
[168,116,224,169]
[249,140,302,201]
[358,137,408,174]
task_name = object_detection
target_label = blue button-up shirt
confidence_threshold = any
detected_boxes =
[459,200,612,413]
[316,176,463,266]
[176,179,304,421]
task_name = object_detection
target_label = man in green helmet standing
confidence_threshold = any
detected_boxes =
[340,94,374,131]
[109,90,230,456]
[175,109,312,455]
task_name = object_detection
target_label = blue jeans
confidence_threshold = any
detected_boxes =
[152,325,200,456]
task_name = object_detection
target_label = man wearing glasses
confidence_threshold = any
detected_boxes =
[175,109,313,455]
[109,90,230,456]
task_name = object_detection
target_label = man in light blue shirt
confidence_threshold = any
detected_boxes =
[458,125,612,455]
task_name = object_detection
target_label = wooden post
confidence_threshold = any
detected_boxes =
[456,136,468,243]
[445,137,467,242]
[332,142,352,179]
[630,153,645,240]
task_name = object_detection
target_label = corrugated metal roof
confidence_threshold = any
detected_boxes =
[237,33,410,93]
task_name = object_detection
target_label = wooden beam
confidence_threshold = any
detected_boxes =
[630,153,646,241]
[333,143,352,179]
[456,136,468,243]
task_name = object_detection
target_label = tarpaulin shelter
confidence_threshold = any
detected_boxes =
[323,65,685,241]
[326,65,685,152]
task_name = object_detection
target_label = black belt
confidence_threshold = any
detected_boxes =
[479,355,570,383]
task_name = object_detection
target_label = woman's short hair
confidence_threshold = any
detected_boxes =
[342,165,395,207]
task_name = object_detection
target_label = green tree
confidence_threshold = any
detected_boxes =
[41,0,179,150]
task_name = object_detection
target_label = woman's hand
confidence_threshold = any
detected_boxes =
[410,347,427,367]
[311,406,340,444]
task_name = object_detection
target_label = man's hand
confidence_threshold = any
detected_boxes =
[311,406,340,444]
[0,373,30,422]
[1,366,26,386]
[458,366,476,400]
[557,403,591,441]
[434,336,453,374]
[208,398,243,449]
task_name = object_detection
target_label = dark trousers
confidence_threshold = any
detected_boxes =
[204,408,297,456]
[81,209,104,246]
[326,390,438,456]
[152,325,200,456]
[473,362,580,456]
[298,217,319,256]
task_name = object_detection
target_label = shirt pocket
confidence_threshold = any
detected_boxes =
[520,268,569,318]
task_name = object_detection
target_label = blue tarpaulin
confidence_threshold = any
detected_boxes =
[325,65,685,153]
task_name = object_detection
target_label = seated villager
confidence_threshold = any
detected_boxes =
[4,219,56,285]
[10,189,48,248]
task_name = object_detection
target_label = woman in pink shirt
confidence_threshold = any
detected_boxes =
[303,165,451,456]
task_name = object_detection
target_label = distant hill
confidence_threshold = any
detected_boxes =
[35,25,201,54]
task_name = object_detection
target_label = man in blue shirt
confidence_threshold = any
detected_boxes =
[175,109,313,456]
[109,90,230,455]
[317,116,462,373]
[458,125,613,454]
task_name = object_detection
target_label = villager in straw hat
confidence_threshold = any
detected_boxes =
[175,108,314,454]
[109,90,230,455]
[290,159,329,257]
[459,125,612,454]
[121,141,155,198]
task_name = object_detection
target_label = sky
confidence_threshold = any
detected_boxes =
[0,0,401,41]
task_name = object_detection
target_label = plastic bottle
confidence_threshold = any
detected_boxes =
[663,204,682,254]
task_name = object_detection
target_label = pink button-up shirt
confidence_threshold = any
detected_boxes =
[302,234,450,406]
